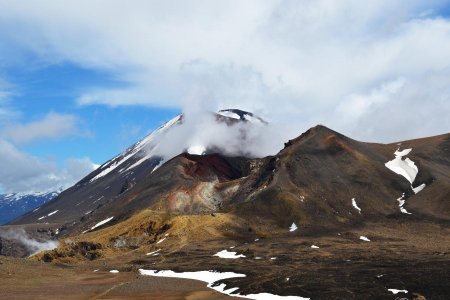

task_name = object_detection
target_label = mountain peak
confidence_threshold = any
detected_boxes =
[283,124,341,149]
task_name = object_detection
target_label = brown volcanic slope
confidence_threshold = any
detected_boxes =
[230,125,450,229]
[2,125,450,299]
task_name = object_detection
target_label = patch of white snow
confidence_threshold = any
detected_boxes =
[385,148,418,184]
[146,249,161,256]
[388,289,408,295]
[214,250,246,259]
[359,236,370,242]
[90,217,114,231]
[47,210,58,216]
[289,222,298,232]
[138,269,309,300]
[351,198,361,214]
[412,183,426,194]
[217,111,241,120]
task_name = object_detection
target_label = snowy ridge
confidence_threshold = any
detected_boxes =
[1,190,61,203]
[0,190,61,224]
[89,115,182,182]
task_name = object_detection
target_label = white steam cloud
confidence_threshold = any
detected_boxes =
[0,227,58,256]
[149,109,297,163]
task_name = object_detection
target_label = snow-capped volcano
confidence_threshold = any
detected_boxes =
[10,109,271,226]
[89,109,268,183]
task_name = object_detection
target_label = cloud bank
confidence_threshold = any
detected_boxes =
[0,111,97,194]
[1,0,449,142]
[151,111,289,161]
[0,139,97,194]
[2,112,78,144]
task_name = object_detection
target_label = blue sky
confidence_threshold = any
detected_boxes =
[1,0,450,193]
[8,62,179,163]
[3,62,180,163]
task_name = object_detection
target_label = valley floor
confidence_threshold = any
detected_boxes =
[1,218,450,300]
[0,257,240,299]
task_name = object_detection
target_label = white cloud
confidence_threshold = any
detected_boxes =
[0,78,18,123]
[2,112,78,144]
[337,70,450,142]
[0,1,449,141]
[152,111,288,161]
[0,139,97,194]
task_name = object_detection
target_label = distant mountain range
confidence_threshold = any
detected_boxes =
[0,191,60,225]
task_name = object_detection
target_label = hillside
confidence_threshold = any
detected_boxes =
[2,117,450,299]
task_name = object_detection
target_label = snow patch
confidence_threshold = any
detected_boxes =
[351,198,361,214]
[110,270,119,273]
[412,183,426,194]
[289,222,298,232]
[139,269,309,300]
[146,249,161,256]
[156,238,166,244]
[151,160,164,173]
[385,148,427,213]
[47,210,58,216]
[214,250,246,259]
[90,217,114,231]
[217,110,241,120]
[396,194,412,214]
[311,245,319,249]
[388,289,408,295]
[385,148,418,184]
[359,236,370,242]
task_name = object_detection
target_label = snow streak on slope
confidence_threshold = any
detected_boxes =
[214,250,246,259]
[385,148,427,214]
[351,198,361,214]
[89,217,114,231]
